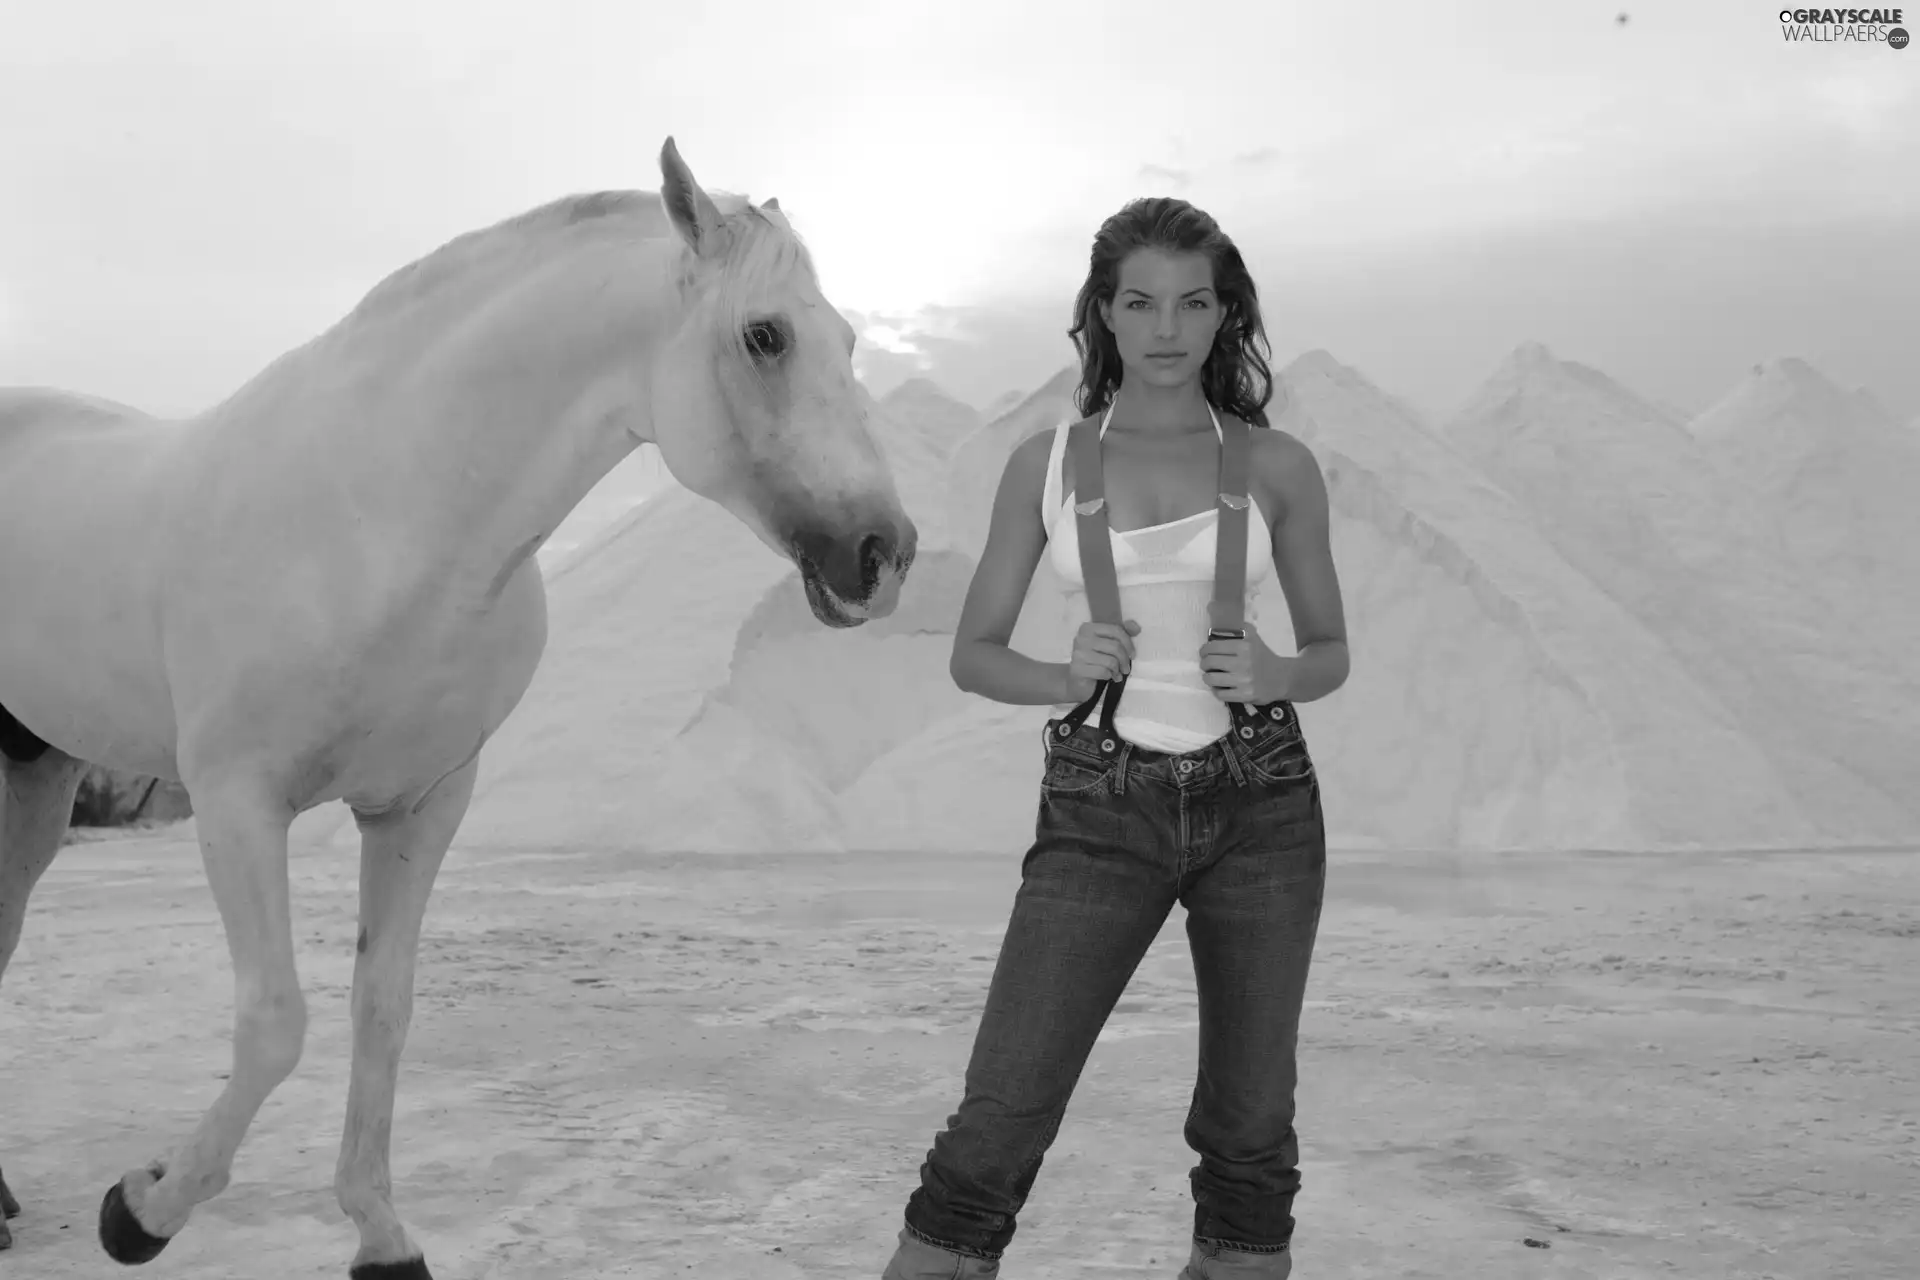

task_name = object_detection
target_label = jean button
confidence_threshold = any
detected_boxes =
[1239,726,1254,739]
[1177,759,1195,774]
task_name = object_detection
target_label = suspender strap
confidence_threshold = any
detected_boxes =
[1208,413,1264,724]
[1208,412,1253,638]
[1068,417,1124,627]
[1056,402,1261,745]
[1067,416,1125,738]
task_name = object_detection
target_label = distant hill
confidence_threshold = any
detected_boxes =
[942,365,1082,559]
[1438,343,1920,835]
[982,388,1029,419]
[879,377,980,463]
[433,346,1920,856]
[1689,356,1920,592]
[459,383,978,852]
[864,380,970,552]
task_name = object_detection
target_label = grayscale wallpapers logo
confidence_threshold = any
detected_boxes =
[1778,7,1909,45]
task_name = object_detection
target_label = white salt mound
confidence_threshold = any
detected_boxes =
[419,355,1920,856]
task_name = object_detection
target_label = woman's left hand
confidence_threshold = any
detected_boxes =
[1198,627,1294,704]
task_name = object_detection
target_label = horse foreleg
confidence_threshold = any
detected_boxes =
[335,757,476,1280]
[0,747,88,1250]
[97,779,305,1265]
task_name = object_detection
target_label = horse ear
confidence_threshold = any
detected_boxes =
[658,136,726,258]
[761,196,780,212]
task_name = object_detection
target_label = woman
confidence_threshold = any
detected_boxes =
[880,196,1348,1280]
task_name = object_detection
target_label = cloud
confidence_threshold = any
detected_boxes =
[851,342,932,391]
[841,300,1078,411]
[1799,63,1915,147]
[1137,163,1190,189]
[10,0,1916,421]
[842,309,928,389]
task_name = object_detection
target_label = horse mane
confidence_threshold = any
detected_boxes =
[343,187,793,330]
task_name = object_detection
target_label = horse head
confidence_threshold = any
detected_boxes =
[642,138,917,627]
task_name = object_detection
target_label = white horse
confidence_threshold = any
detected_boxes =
[0,137,916,1277]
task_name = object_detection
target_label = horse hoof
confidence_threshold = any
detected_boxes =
[98,1181,171,1264]
[350,1259,434,1280]
[0,1218,12,1251]
[0,1166,20,1219]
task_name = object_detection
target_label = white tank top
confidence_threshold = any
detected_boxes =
[1041,403,1277,753]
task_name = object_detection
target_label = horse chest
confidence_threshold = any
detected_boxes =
[312,566,549,806]
[375,580,544,721]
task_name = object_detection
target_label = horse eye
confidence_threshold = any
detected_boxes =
[745,321,788,359]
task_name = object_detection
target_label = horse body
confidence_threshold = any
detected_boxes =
[0,325,562,816]
[0,389,189,780]
[0,138,916,1275]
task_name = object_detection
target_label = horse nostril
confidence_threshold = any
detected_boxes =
[858,532,889,591]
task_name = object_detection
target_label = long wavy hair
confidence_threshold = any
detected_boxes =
[1066,196,1278,428]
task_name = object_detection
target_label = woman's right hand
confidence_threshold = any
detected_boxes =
[1061,619,1141,701]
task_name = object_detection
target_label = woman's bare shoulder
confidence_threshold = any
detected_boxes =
[1229,417,1326,523]
[1006,421,1059,472]
[1240,420,1319,479]
[1006,414,1096,489]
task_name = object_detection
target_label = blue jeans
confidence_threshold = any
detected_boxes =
[898,699,1326,1263]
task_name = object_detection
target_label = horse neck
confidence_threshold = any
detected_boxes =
[231,245,661,595]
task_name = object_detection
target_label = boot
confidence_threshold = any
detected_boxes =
[1177,1238,1293,1279]
[881,1225,1002,1279]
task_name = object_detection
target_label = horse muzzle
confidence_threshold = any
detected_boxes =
[786,516,918,628]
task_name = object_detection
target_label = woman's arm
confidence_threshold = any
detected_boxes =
[949,430,1078,706]
[1260,428,1350,704]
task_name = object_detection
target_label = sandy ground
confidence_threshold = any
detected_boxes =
[2,827,1915,1279]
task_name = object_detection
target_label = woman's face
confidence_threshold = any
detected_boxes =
[1099,248,1222,392]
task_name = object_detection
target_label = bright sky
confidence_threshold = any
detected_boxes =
[3,0,1915,421]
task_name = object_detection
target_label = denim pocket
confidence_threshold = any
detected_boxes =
[1040,744,1114,796]
[1238,722,1315,788]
